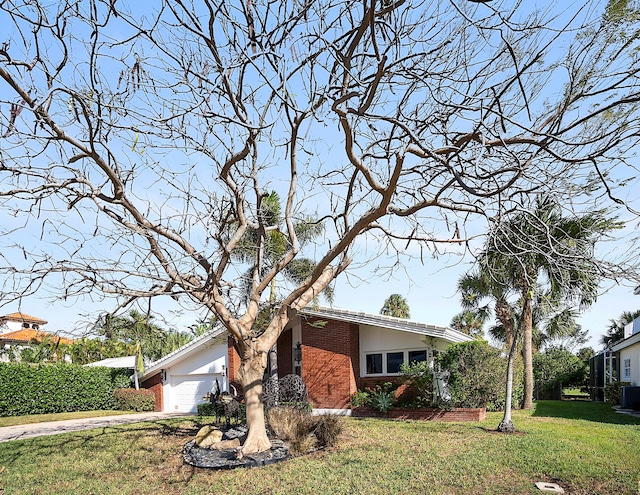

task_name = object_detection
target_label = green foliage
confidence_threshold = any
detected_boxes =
[197,403,217,416]
[351,382,397,412]
[399,361,434,404]
[533,347,589,397]
[0,362,132,416]
[437,341,507,410]
[113,388,155,412]
[604,381,632,405]
[380,294,411,319]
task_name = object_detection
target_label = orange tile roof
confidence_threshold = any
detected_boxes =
[0,329,74,345]
[0,312,48,325]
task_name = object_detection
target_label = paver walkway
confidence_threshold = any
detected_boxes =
[0,412,193,442]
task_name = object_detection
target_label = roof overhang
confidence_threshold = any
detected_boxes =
[298,306,474,344]
[140,325,227,380]
[611,331,640,352]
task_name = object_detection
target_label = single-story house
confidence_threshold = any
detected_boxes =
[610,317,640,408]
[140,306,473,414]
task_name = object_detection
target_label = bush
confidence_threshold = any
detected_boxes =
[113,388,155,412]
[351,382,397,412]
[197,402,217,416]
[533,347,589,397]
[604,381,632,405]
[266,406,343,455]
[399,361,434,405]
[0,362,133,416]
[437,341,507,410]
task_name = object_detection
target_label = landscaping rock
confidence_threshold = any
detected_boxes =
[194,425,223,447]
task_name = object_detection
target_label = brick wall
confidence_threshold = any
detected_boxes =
[141,373,163,412]
[300,318,359,409]
[277,328,293,376]
[227,336,242,394]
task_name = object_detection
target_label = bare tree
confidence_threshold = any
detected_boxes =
[1,0,639,454]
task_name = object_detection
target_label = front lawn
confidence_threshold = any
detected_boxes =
[0,401,638,495]
[0,410,135,428]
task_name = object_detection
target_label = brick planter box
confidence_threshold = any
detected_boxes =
[351,406,486,422]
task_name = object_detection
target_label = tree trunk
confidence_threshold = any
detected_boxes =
[522,290,534,409]
[498,335,517,433]
[236,349,272,457]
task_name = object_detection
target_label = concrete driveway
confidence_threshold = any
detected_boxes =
[0,412,193,443]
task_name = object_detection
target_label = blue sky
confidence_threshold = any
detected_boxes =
[2,0,639,351]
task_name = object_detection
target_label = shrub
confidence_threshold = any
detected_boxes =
[197,403,216,417]
[437,341,506,410]
[113,388,155,412]
[399,361,434,405]
[0,362,133,416]
[604,381,632,405]
[266,406,343,455]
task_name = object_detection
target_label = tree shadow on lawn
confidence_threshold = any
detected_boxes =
[531,400,640,425]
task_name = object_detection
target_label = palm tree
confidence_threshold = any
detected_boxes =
[380,294,411,319]
[600,310,640,348]
[450,309,487,339]
[458,269,519,432]
[484,197,617,409]
[231,191,331,382]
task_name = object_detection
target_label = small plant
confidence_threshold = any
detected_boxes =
[371,390,395,413]
[197,403,216,417]
[351,390,370,407]
[313,414,344,447]
[399,361,434,405]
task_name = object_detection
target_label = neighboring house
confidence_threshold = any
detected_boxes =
[0,312,73,362]
[611,318,640,387]
[140,306,473,414]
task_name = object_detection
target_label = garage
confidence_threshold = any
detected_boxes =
[169,373,223,412]
[139,327,229,413]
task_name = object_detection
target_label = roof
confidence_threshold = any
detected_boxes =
[139,306,473,380]
[611,331,640,352]
[0,312,48,325]
[0,329,74,345]
[140,325,228,380]
[298,306,474,344]
[84,355,136,368]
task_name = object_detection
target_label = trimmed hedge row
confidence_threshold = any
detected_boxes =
[113,388,155,412]
[0,362,132,416]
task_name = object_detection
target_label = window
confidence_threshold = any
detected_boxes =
[623,358,631,379]
[366,353,383,374]
[386,352,404,374]
[408,350,427,364]
[364,349,432,375]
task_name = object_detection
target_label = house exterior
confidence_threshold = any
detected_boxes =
[0,312,73,362]
[611,318,640,387]
[140,306,473,414]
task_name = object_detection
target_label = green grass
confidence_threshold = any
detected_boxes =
[0,410,137,427]
[0,401,639,494]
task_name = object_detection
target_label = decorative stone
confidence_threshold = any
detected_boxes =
[534,482,565,493]
[183,425,290,469]
[194,425,223,448]
[210,438,241,450]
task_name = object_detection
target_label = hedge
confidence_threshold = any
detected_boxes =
[0,362,132,416]
[113,388,155,412]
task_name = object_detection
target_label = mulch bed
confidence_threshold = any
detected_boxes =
[182,425,290,469]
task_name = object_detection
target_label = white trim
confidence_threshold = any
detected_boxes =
[299,306,473,343]
[312,408,352,416]
[611,331,640,352]
[141,325,227,380]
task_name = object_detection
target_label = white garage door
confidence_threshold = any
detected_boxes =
[170,374,221,412]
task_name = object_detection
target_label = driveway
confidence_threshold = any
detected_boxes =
[0,412,193,443]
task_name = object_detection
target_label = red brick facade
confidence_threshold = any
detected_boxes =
[296,317,360,409]
[141,372,163,412]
